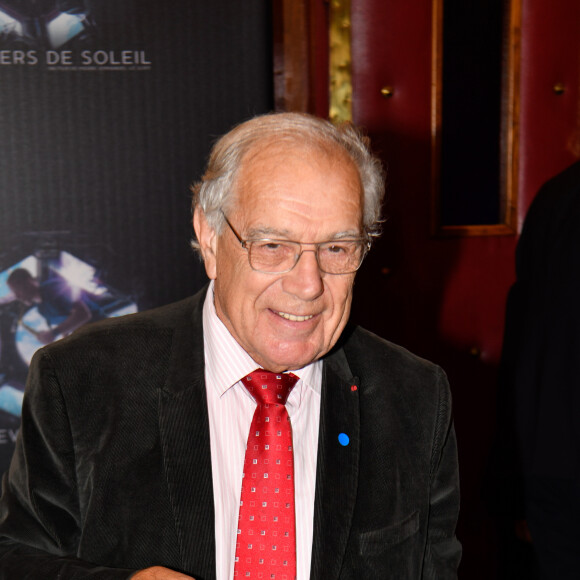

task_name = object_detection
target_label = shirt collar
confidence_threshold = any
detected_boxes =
[202,281,322,399]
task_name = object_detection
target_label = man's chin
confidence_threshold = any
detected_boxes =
[254,347,323,373]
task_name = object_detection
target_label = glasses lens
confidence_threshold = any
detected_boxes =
[318,241,365,274]
[248,240,299,273]
[247,239,368,274]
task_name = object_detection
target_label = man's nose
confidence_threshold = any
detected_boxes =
[282,248,324,300]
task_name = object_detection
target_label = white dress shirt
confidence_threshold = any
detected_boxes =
[202,282,322,580]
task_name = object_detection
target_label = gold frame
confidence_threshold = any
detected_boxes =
[431,0,521,236]
[329,0,353,123]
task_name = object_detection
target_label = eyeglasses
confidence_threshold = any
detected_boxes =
[221,213,370,275]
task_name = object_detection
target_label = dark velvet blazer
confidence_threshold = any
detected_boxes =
[0,286,460,579]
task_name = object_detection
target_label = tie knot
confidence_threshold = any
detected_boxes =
[243,369,299,406]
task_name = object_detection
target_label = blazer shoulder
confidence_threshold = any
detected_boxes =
[343,325,443,373]
[339,325,449,398]
[39,287,206,361]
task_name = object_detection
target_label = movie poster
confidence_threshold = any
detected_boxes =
[0,1,273,472]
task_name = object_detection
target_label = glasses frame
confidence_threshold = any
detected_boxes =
[221,212,370,275]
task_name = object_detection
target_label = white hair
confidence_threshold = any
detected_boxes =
[191,112,385,251]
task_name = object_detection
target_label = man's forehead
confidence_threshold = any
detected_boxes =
[228,142,364,237]
[239,135,351,170]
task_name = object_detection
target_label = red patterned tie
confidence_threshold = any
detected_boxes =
[234,369,299,580]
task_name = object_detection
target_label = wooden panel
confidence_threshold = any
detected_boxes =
[272,0,329,115]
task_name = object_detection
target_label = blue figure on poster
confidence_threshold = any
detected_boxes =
[0,250,137,425]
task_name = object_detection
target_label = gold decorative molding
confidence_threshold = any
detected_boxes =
[329,0,352,123]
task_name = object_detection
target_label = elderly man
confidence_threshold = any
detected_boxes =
[0,113,460,579]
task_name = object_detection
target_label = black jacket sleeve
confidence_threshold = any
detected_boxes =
[0,349,134,579]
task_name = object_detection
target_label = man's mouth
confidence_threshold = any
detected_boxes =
[276,311,315,322]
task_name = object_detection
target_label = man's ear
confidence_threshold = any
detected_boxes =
[193,206,218,280]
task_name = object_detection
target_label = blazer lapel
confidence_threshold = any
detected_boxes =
[310,345,360,580]
[158,290,217,580]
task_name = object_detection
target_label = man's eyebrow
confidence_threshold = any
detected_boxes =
[245,226,291,238]
[244,226,364,240]
[331,230,365,240]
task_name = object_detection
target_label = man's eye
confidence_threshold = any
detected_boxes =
[326,244,348,254]
[254,241,288,253]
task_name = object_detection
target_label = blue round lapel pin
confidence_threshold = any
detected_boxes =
[338,433,350,446]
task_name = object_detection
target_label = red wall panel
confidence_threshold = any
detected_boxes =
[349,0,580,577]
[518,0,580,224]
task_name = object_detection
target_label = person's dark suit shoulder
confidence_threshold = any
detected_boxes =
[341,324,449,397]
[49,295,197,347]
